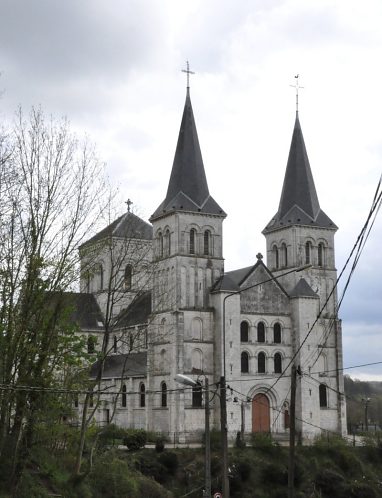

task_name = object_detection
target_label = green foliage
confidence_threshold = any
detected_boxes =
[135,452,168,484]
[348,481,378,498]
[155,438,165,453]
[136,476,173,497]
[123,429,147,451]
[158,452,178,475]
[250,431,276,453]
[91,453,139,497]
[314,468,347,497]
[207,429,222,451]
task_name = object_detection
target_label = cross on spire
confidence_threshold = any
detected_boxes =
[290,74,304,114]
[181,60,195,92]
[125,199,133,213]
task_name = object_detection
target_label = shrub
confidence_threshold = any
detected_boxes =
[251,432,275,453]
[236,460,251,481]
[135,453,168,484]
[204,429,222,451]
[123,429,147,451]
[261,462,288,486]
[315,468,347,497]
[137,476,173,497]
[155,438,165,453]
[158,451,178,475]
[235,431,246,448]
[91,454,139,497]
[348,481,377,498]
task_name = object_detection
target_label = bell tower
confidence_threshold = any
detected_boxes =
[263,109,346,437]
[147,80,226,441]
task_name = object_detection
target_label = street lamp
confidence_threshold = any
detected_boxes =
[220,262,312,498]
[175,373,212,497]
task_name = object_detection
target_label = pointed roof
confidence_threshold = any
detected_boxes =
[290,278,319,298]
[80,212,153,249]
[151,91,225,221]
[263,113,336,233]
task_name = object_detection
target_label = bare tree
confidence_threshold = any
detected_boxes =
[73,205,175,474]
[0,107,108,490]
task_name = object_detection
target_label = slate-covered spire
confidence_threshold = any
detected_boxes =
[263,113,336,233]
[151,91,225,221]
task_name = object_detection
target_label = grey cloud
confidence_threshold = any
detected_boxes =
[0,0,168,116]
[0,0,165,79]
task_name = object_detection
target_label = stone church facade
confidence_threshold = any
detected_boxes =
[74,88,347,442]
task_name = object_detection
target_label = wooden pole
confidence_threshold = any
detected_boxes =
[288,365,297,498]
[220,376,230,497]
[205,378,211,497]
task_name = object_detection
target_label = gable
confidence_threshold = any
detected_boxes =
[239,263,289,314]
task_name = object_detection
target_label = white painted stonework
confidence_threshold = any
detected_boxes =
[76,98,347,443]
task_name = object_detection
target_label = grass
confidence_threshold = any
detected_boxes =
[2,433,382,497]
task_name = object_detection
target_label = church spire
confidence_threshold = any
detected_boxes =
[263,113,336,233]
[151,89,225,221]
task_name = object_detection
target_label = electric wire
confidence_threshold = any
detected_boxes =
[265,175,382,394]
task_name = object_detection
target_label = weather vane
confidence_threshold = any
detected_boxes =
[290,74,304,114]
[125,199,133,213]
[181,60,195,91]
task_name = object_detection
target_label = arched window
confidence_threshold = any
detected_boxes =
[190,229,196,254]
[139,383,146,407]
[159,349,166,371]
[89,392,94,408]
[74,394,79,408]
[241,352,249,373]
[99,264,104,290]
[161,382,167,407]
[274,353,282,374]
[113,335,118,353]
[121,384,127,408]
[258,352,266,373]
[192,318,203,341]
[305,242,311,265]
[319,384,327,408]
[124,264,132,290]
[87,336,96,354]
[273,323,281,343]
[282,243,288,267]
[192,349,203,372]
[158,231,163,257]
[273,245,279,269]
[257,322,265,343]
[203,230,210,255]
[240,321,249,342]
[165,229,171,256]
[192,381,202,407]
[318,243,324,267]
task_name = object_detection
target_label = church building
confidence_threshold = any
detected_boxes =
[75,85,347,442]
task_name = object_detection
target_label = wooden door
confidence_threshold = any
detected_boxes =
[252,393,270,432]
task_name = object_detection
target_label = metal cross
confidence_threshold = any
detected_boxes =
[181,60,195,90]
[125,199,133,213]
[290,74,304,113]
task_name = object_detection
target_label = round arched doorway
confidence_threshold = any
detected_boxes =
[252,393,270,432]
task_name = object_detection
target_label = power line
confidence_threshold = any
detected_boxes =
[228,383,355,444]
[303,175,382,370]
[266,174,382,393]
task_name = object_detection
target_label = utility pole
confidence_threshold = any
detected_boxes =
[288,365,297,498]
[362,397,371,432]
[240,402,245,441]
[205,377,211,498]
[220,376,229,497]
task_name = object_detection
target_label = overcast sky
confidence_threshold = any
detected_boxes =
[0,0,381,380]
